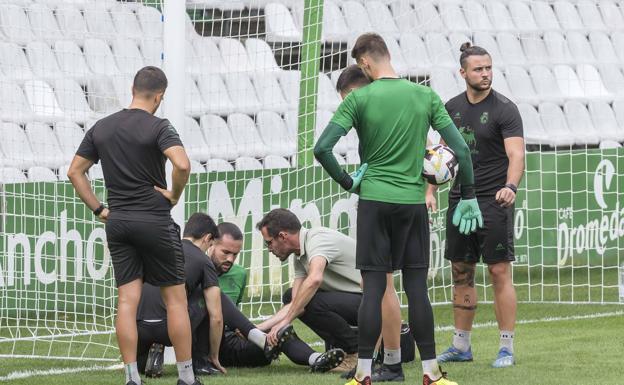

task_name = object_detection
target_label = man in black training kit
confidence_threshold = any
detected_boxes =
[432,43,524,369]
[315,33,482,385]
[68,66,200,385]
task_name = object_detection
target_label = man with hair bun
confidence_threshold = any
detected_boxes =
[431,43,525,368]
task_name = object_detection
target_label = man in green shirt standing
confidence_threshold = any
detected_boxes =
[314,33,482,385]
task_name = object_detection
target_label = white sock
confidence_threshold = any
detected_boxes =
[248,328,267,349]
[308,352,321,366]
[500,330,514,353]
[176,359,195,385]
[383,348,401,365]
[422,358,441,379]
[452,329,471,352]
[124,362,141,384]
[355,358,372,379]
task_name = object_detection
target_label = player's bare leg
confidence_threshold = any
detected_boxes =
[116,278,143,384]
[489,261,516,367]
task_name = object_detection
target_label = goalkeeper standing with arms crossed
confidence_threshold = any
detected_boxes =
[314,33,482,385]
[67,67,200,385]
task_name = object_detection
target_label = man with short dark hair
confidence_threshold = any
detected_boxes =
[314,33,479,385]
[214,223,247,305]
[68,66,198,385]
[433,43,524,369]
[255,208,362,373]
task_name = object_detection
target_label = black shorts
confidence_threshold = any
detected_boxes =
[106,218,185,287]
[356,199,429,272]
[445,197,515,264]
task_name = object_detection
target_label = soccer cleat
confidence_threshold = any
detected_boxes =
[371,363,405,382]
[177,378,203,385]
[333,352,358,374]
[264,324,295,361]
[194,361,222,376]
[423,370,458,385]
[345,376,372,385]
[491,347,514,368]
[436,346,473,363]
[310,348,346,373]
[144,342,164,378]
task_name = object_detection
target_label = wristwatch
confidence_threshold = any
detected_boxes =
[505,183,517,194]
[93,203,106,216]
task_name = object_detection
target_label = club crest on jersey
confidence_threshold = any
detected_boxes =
[480,112,489,124]
[458,126,476,146]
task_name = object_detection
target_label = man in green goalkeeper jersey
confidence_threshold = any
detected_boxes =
[314,33,482,385]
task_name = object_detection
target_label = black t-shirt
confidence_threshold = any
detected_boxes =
[137,239,219,321]
[76,109,183,221]
[445,89,523,199]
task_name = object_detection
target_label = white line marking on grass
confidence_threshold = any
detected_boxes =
[434,310,624,332]
[0,364,122,381]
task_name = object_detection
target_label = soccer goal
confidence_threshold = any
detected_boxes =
[1,0,623,364]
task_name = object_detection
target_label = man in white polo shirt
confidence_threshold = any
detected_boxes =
[255,208,361,372]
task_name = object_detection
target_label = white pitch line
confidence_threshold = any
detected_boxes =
[0,364,122,382]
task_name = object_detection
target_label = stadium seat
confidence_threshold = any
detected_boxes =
[492,68,514,101]
[316,109,348,154]
[365,1,400,39]
[184,77,209,117]
[320,0,351,41]
[389,0,414,34]
[516,104,549,145]
[345,149,360,165]
[0,122,36,169]
[27,166,57,182]
[344,129,358,151]
[196,74,235,115]
[83,4,117,42]
[110,4,144,42]
[529,65,566,103]
[181,116,212,162]
[424,33,456,68]
[399,33,432,75]
[598,0,624,31]
[27,3,64,44]
[429,68,460,103]
[135,5,162,40]
[264,2,301,42]
[223,73,263,115]
[245,38,281,73]
[256,110,296,157]
[538,102,576,146]
[552,64,586,100]
[189,159,205,174]
[463,1,494,32]
[522,34,550,65]
[139,39,163,67]
[86,77,120,114]
[531,1,561,31]
[199,114,239,160]
[57,164,71,181]
[227,113,267,158]
[284,109,297,136]
[26,41,66,80]
[507,1,539,33]
[576,64,612,101]
[23,79,66,121]
[505,66,538,105]
[192,38,227,74]
[412,1,445,33]
[448,32,472,63]
[0,168,28,184]
[0,81,34,123]
[485,2,516,32]
[205,158,234,172]
[611,32,624,62]
[187,0,245,11]
[0,42,35,81]
[496,33,527,66]
[543,31,574,64]
[84,38,119,77]
[54,121,85,163]
[0,4,35,45]
[264,154,291,169]
[589,32,619,64]
[55,4,89,42]
[553,1,585,32]
[588,101,624,142]
[53,78,94,124]
[54,41,92,84]
[110,74,134,109]
[90,163,104,179]
[342,1,374,36]
[219,38,255,73]
[235,156,263,171]
[566,32,597,64]
[278,70,300,110]
[599,140,622,149]
[563,100,601,145]
[474,32,505,67]
[597,64,624,96]
[111,39,145,75]
[577,0,607,31]
[439,3,470,34]
[317,73,341,111]
[382,35,409,75]
[252,72,290,113]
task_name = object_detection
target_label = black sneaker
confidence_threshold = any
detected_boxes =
[144,343,164,378]
[263,324,295,361]
[194,361,221,376]
[176,378,203,385]
[310,348,346,373]
[371,363,405,382]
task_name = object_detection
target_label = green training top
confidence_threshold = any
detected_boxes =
[218,263,247,306]
[330,78,453,204]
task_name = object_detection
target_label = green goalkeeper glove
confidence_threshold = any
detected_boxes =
[348,163,368,194]
[452,198,483,235]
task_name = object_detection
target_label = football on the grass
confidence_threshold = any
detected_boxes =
[422,144,459,185]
